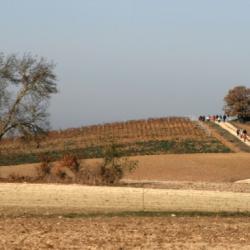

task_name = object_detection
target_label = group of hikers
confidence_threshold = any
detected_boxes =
[236,128,248,142]
[198,114,228,123]
[199,114,249,143]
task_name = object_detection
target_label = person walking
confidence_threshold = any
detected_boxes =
[223,115,227,122]
[242,129,247,142]
[236,128,240,137]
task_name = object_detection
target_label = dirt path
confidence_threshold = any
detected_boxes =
[232,121,250,134]
[1,216,249,249]
[217,122,250,146]
[202,122,241,152]
[1,183,250,216]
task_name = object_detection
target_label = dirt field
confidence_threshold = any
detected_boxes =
[1,151,250,250]
[121,180,250,193]
[1,153,250,183]
[1,183,250,216]
[126,153,250,182]
[1,152,250,249]
[0,216,249,249]
[1,182,250,249]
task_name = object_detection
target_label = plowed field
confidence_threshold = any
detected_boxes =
[1,216,249,249]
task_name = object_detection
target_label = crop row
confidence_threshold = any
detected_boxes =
[0,117,210,155]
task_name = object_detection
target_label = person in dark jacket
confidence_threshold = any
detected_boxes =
[223,115,227,122]
[242,129,248,142]
[236,129,240,137]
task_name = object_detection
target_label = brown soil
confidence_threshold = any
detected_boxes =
[0,216,249,249]
[125,153,250,183]
[1,153,250,184]
[121,180,250,193]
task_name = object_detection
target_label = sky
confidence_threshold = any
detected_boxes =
[0,0,250,129]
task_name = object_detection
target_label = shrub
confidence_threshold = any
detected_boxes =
[100,142,138,184]
[77,165,102,185]
[8,174,34,182]
[53,153,80,180]
[53,166,67,179]
[60,153,80,172]
[38,153,53,176]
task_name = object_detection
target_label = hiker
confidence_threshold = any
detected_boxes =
[242,129,247,142]
[199,116,206,122]
[223,115,227,122]
[241,129,245,139]
[236,129,240,137]
[199,116,203,121]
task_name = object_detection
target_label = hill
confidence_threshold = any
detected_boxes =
[0,117,230,166]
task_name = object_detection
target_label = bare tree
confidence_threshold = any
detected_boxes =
[0,53,58,141]
[224,86,250,121]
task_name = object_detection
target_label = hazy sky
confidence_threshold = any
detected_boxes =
[1,0,250,129]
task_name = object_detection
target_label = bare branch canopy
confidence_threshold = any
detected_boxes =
[224,85,250,121]
[0,53,58,141]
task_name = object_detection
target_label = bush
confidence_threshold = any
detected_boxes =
[35,148,136,185]
[38,153,53,176]
[53,166,67,179]
[60,153,80,172]
[53,153,80,179]
[100,142,138,184]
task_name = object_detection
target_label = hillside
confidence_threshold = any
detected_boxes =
[0,117,230,166]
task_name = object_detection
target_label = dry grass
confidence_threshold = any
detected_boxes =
[1,183,250,216]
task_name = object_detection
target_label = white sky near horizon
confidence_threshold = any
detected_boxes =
[0,0,250,129]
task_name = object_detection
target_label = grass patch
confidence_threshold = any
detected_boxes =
[0,138,230,166]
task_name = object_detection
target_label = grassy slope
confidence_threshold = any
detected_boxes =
[207,122,250,153]
[0,139,230,166]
